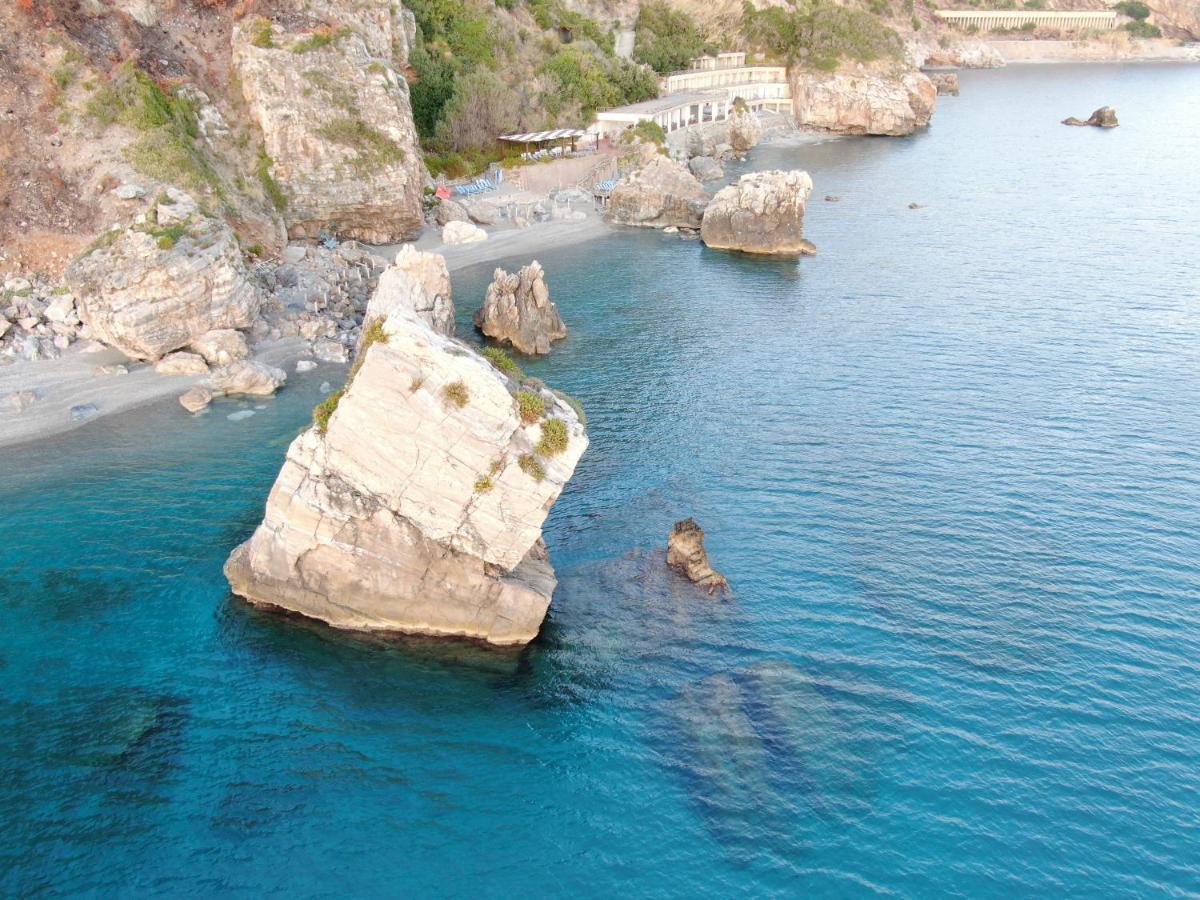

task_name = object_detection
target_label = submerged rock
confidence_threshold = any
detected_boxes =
[65,192,261,361]
[701,170,816,257]
[1063,106,1119,128]
[666,518,728,594]
[225,256,588,646]
[474,261,566,356]
[790,67,936,136]
[608,154,709,230]
[231,3,425,243]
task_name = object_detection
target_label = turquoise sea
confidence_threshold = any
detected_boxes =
[2,63,1199,896]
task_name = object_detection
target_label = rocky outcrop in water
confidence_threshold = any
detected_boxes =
[1063,106,1119,128]
[231,1,424,243]
[790,67,936,136]
[930,72,960,96]
[727,104,764,153]
[225,257,588,645]
[667,518,728,594]
[64,192,260,361]
[474,262,566,356]
[700,170,815,257]
[608,154,709,230]
[365,245,454,336]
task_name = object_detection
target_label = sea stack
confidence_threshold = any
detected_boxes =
[700,170,816,256]
[225,255,588,645]
[1062,106,1118,128]
[474,262,566,356]
[667,518,728,595]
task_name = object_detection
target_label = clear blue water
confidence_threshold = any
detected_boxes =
[3,63,1200,896]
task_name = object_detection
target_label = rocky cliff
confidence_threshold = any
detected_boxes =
[791,65,937,136]
[226,254,588,645]
[232,1,426,244]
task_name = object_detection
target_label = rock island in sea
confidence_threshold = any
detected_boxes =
[225,253,588,645]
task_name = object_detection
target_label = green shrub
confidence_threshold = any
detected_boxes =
[145,222,190,250]
[292,27,350,54]
[1124,18,1161,35]
[52,63,78,91]
[516,390,545,423]
[442,380,470,408]
[474,476,494,492]
[536,417,568,456]
[518,454,546,481]
[482,346,525,379]
[743,0,902,71]
[541,47,657,119]
[633,0,712,73]
[1113,0,1150,20]
[551,389,586,425]
[1024,0,1046,8]
[256,149,287,210]
[632,119,666,146]
[250,18,275,49]
[313,389,344,434]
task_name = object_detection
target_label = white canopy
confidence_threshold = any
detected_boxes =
[498,128,587,143]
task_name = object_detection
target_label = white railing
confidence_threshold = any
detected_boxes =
[934,9,1119,30]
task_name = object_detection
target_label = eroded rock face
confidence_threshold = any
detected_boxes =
[608,155,709,230]
[728,105,763,153]
[701,170,815,256]
[231,2,424,243]
[923,41,1005,69]
[65,193,261,361]
[930,72,960,96]
[365,245,454,336]
[1063,106,1119,128]
[790,67,937,136]
[225,287,588,645]
[689,156,724,182]
[667,518,728,595]
[208,360,287,396]
[474,262,566,356]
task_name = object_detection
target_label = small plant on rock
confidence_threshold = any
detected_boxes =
[516,390,545,424]
[313,389,344,435]
[482,345,524,379]
[536,418,568,456]
[442,380,469,408]
[250,18,275,48]
[474,476,494,493]
[518,454,546,482]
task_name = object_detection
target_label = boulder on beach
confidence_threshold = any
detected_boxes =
[189,329,249,366]
[435,198,471,226]
[156,351,209,377]
[65,191,261,361]
[224,264,589,645]
[688,156,724,182]
[608,154,709,230]
[667,518,728,595]
[442,220,488,245]
[700,170,816,256]
[207,360,287,397]
[1063,106,1118,128]
[179,386,213,413]
[474,261,566,356]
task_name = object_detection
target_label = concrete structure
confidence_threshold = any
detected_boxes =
[935,9,1118,31]
[594,92,738,140]
[660,65,791,114]
[689,51,747,71]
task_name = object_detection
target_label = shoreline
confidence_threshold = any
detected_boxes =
[988,38,1200,65]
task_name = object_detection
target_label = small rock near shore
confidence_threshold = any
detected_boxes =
[179,387,213,413]
[1063,106,1118,128]
[667,518,728,595]
[442,221,488,245]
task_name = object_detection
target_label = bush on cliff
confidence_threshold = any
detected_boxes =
[1113,1,1150,20]
[632,1,714,74]
[742,0,903,71]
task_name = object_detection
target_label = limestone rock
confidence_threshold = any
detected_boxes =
[189,329,249,366]
[208,360,287,397]
[689,156,724,182]
[435,199,470,226]
[231,3,424,243]
[924,41,1005,69]
[728,104,763,153]
[790,67,937,136]
[930,72,960,96]
[314,339,350,364]
[1063,106,1119,128]
[442,221,488,245]
[179,386,213,413]
[383,244,454,335]
[65,196,261,361]
[474,262,566,356]
[224,300,589,646]
[464,202,498,226]
[667,518,728,595]
[156,351,210,376]
[608,155,709,230]
[701,170,816,256]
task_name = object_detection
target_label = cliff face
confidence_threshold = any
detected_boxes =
[232,1,426,244]
[790,65,936,136]
[226,256,588,645]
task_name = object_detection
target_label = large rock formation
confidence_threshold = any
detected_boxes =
[700,170,815,256]
[366,245,454,336]
[474,262,566,356]
[667,518,728,595]
[930,72,960,96]
[225,258,588,646]
[65,192,261,361]
[231,2,425,243]
[922,41,1006,69]
[790,66,936,136]
[727,104,764,153]
[1063,106,1119,128]
[608,154,709,230]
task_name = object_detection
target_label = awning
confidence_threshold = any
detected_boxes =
[498,128,587,143]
